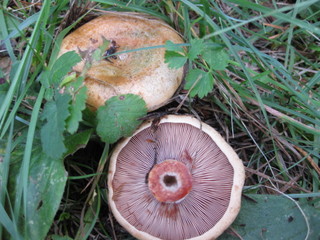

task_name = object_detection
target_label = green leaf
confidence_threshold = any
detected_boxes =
[64,128,93,158]
[185,69,214,98]
[92,37,110,62]
[60,72,77,87]
[202,48,229,70]
[49,51,81,86]
[8,142,67,240]
[220,194,320,240]
[96,94,147,143]
[39,70,50,90]
[65,77,87,134]
[40,93,71,159]
[310,44,320,52]
[165,51,188,69]
[25,151,67,240]
[188,38,205,61]
[164,40,187,69]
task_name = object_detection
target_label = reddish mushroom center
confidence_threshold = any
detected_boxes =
[147,159,192,203]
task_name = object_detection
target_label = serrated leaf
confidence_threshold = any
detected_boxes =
[164,40,187,69]
[40,93,71,159]
[60,72,77,87]
[65,77,87,134]
[188,38,205,61]
[202,48,229,70]
[92,37,110,62]
[165,51,187,69]
[185,69,214,98]
[96,94,147,143]
[66,86,87,134]
[50,51,81,85]
[92,36,110,62]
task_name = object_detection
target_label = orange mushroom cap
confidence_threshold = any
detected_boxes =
[59,12,185,111]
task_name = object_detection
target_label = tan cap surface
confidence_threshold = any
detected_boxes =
[59,12,185,111]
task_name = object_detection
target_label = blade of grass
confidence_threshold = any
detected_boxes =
[5,11,40,40]
[68,173,105,180]
[211,2,320,118]
[0,5,59,135]
[211,2,320,123]
[75,188,101,240]
[0,31,36,134]
[226,0,320,35]
[313,124,320,191]
[0,122,14,238]
[48,11,93,69]
[11,0,52,226]
[284,0,299,71]
[0,10,17,61]
[181,0,277,176]
[288,192,320,199]
[194,0,320,41]
[0,204,21,240]
[75,144,109,240]
[92,0,169,22]
[216,1,319,178]
[0,69,38,139]
[13,86,45,235]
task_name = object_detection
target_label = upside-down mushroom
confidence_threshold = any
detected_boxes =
[59,12,185,111]
[108,115,245,240]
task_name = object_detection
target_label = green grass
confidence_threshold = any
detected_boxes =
[0,0,319,239]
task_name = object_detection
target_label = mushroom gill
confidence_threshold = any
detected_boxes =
[108,115,244,240]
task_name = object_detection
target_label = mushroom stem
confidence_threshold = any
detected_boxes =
[148,159,193,203]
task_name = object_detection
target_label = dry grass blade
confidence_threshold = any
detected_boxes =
[294,145,320,176]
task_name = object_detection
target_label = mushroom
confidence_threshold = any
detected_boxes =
[108,115,245,240]
[59,12,185,111]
